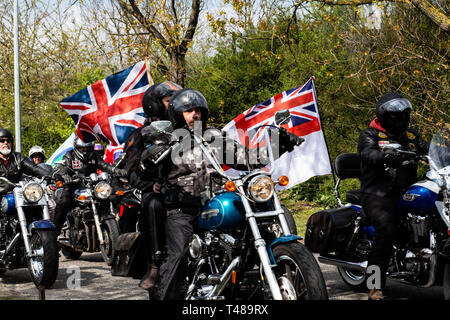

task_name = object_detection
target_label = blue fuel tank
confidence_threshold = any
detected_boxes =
[198,192,245,230]
[397,180,440,215]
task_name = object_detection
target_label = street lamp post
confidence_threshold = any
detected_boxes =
[14,0,21,152]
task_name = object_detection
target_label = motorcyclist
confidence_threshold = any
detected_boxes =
[357,92,429,300]
[0,129,50,195]
[122,81,182,293]
[154,88,302,300]
[28,145,53,175]
[52,137,127,233]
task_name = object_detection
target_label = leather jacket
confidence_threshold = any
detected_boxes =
[357,119,429,198]
[54,149,115,178]
[0,152,50,194]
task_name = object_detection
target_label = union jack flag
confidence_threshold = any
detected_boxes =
[60,61,150,150]
[225,78,320,149]
[223,78,332,189]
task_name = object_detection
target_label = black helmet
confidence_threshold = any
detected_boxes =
[376,92,413,136]
[168,88,209,129]
[0,128,13,141]
[73,136,95,161]
[142,81,183,118]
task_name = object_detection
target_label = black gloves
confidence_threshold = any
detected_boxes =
[383,153,402,168]
[61,174,72,184]
[141,143,170,165]
[279,129,304,152]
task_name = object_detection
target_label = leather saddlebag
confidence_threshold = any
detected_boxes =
[305,206,357,254]
[111,232,147,279]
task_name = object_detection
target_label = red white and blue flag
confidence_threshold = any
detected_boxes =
[223,78,332,189]
[59,61,150,163]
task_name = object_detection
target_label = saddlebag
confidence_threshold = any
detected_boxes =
[111,232,147,279]
[305,206,357,254]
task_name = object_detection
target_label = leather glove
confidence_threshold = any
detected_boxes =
[279,129,304,152]
[383,153,402,168]
[61,174,72,184]
[114,168,128,178]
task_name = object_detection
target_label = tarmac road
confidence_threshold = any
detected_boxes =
[0,252,444,300]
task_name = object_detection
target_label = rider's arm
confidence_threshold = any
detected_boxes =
[19,154,50,177]
[357,128,385,168]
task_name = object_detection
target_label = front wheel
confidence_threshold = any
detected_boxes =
[28,230,59,288]
[270,242,328,300]
[100,219,120,265]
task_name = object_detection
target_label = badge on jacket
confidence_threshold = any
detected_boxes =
[407,131,416,140]
[72,160,81,169]
[378,140,390,147]
[378,132,388,139]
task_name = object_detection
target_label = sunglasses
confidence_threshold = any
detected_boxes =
[0,138,12,143]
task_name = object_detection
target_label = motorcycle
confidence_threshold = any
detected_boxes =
[148,111,328,300]
[0,176,59,288]
[56,171,120,265]
[305,125,450,298]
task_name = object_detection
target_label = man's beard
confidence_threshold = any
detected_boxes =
[0,147,11,156]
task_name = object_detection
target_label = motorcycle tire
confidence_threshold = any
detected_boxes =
[100,219,120,266]
[27,229,59,289]
[443,263,450,300]
[270,242,328,300]
[281,205,298,235]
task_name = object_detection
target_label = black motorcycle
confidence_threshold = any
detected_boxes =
[305,127,450,298]
[56,172,120,265]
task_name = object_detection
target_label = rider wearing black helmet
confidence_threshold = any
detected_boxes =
[0,129,49,195]
[52,137,126,233]
[155,88,302,300]
[122,81,182,294]
[357,92,429,300]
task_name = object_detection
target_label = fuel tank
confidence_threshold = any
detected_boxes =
[198,192,245,230]
[397,180,440,214]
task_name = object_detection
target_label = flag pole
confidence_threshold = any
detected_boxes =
[14,0,21,152]
[145,57,154,86]
[311,76,337,186]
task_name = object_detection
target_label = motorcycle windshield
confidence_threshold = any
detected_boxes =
[429,123,450,170]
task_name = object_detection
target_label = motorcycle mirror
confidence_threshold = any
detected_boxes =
[149,120,173,135]
[274,110,291,126]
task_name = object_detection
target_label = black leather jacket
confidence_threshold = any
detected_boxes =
[0,152,50,194]
[54,149,115,178]
[358,125,429,198]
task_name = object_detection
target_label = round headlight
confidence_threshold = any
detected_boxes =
[189,234,204,259]
[23,183,44,202]
[94,181,112,200]
[248,175,274,202]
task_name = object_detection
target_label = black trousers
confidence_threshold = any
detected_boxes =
[53,186,76,232]
[139,192,167,264]
[156,208,197,300]
[361,192,401,290]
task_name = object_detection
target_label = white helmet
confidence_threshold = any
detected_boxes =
[29,145,45,159]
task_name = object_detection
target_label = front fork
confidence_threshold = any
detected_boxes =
[239,188,283,300]
[91,202,105,245]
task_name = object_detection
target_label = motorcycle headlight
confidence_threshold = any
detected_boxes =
[189,234,204,259]
[94,181,112,200]
[248,175,274,202]
[23,183,44,203]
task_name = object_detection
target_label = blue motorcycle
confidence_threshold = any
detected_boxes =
[0,176,59,288]
[305,125,450,298]
[147,112,328,300]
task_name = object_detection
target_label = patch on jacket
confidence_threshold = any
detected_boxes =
[72,160,81,169]
[407,131,416,140]
[378,132,388,139]
[409,143,416,151]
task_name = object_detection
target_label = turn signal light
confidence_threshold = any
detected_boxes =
[56,181,63,188]
[116,190,125,196]
[225,181,236,192]
[278,176,289,186]
[77,195,87,201]
[231,270,237,284]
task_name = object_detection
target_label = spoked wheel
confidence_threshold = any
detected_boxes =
[100,219,120,265]
[28,230,59,289]
[269,242,328,300]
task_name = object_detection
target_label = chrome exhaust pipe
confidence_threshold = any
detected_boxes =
[318,255,368,272]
